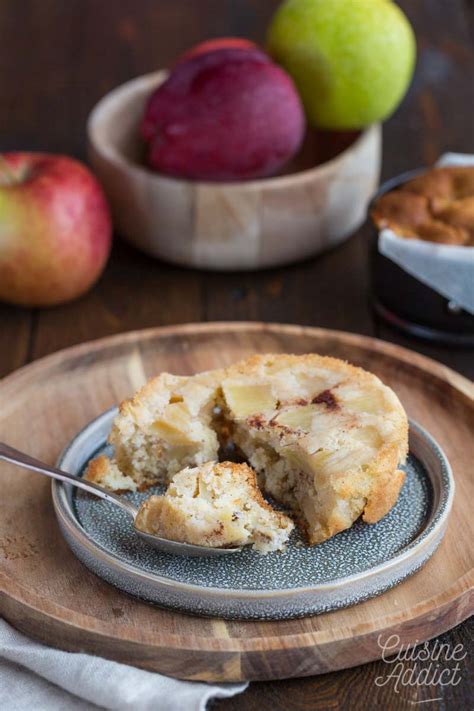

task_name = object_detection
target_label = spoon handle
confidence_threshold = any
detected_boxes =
[0,442,138,519]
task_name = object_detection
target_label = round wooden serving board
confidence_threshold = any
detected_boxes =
[0,323,472,682]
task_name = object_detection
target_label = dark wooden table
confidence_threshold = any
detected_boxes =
[0,1,472,708]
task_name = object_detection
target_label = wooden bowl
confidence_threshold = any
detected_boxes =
[88,71,382,271]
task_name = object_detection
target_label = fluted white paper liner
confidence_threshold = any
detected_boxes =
[378,153,474,315]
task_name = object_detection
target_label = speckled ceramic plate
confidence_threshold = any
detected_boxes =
[52,408,454,620]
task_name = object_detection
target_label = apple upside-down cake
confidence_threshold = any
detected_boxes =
[86,353,408,549]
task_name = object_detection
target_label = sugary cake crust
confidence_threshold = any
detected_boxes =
[371,166,474,246]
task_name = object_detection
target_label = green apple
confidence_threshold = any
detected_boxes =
[267,0,416,129]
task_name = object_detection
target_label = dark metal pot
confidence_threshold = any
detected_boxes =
[369,170,474,346]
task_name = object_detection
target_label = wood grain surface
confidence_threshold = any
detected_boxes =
[0,323,472,684]
[0,0,473,707]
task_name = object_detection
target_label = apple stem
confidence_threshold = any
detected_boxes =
[0,155,18,186]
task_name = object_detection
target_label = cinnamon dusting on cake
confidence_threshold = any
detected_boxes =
[312,389,339,410]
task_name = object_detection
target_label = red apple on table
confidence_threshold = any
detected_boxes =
[0,153,112,307]
[141,48,305,181]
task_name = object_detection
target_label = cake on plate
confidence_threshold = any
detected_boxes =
[85,353,408,549]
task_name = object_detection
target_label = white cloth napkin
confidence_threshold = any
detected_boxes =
[0,618,248,711]
[378,152,474,315]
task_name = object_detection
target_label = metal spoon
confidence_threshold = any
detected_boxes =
[0,442,242,557]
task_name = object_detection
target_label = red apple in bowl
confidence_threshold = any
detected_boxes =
[175,37,262,65]
[0,153,112,307]
[141,48,305,181]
